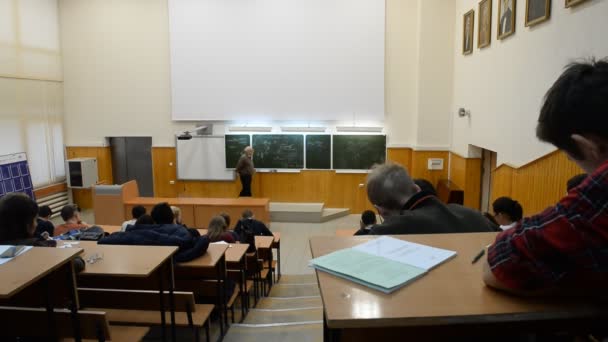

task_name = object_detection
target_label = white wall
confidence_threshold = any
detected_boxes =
[451,0,608,166]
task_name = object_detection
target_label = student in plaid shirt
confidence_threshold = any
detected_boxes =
[484,59,608,293]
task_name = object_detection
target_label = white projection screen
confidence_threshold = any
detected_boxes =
[168,0,385,121]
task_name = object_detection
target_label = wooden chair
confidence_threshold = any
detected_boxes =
[78,289,214,342]
[436,179,464,205]
[0,306,149,342]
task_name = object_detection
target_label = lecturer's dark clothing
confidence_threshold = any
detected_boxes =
[370,191,495,235]
[236,154,254,197]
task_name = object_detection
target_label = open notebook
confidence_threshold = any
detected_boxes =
[310,236,456,293]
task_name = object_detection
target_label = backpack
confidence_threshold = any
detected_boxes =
[238,219,257,253]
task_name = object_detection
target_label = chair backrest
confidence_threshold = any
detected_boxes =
[78,288,197,312]
[436,179,464,205]
[0,306,110,340]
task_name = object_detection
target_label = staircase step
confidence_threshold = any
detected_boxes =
[244,307,323,324]
[320,208,351,222]
[224,322,322,342]
[277,274,317,284]
[256,296,323,310]
[269,284,320,298]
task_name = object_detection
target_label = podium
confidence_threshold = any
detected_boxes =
[92,180,140,225]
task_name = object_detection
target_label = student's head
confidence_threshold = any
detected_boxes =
[170,206,182,224]
[241,209,254,220]
[360,210,377,229]
[366,163,420,217]
[38,205,52,220]
[60,204,80,223]
[413,178,437,196]
[219,212,231,228]
[0,193,39,241]
[207,216,227,242]
[566,173,588,191]
[151,202,174,225]
[537,59,608,174]
[492,197,523,226]
[135,214,155,225]
[131,205,146,220]
[244,146,254,158]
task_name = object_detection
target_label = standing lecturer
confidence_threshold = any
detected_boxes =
[235,146,255,197]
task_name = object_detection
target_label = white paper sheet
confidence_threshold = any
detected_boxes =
[0,245,33,266]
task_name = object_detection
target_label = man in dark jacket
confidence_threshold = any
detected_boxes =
[234,209,273,237]
[367,163,495,235]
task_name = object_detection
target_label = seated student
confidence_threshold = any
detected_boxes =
[54,204,90,236]
[492,197,523,231]
[135,214,155,225]
[234,209,273,236]
[484,59,608,294]
[151,202,175,225]
[206,216,235,243]
[566,173,587,192]
[0,193,55,247]
[35,205,55,237]
[413,178,438,196]
[367,163,495,235]
[121,205,146,232]
[219,212,239,241]
[354,210,377,236]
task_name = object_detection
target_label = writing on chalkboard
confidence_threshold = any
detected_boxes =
[333,135,386,170]
[306,135,331,169]
[225,135,251,168]
[252,135,304,169]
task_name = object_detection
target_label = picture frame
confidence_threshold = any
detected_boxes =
[462,10,475,55]
[565,0,587,7]
[525,0,551,27]
[478,0,492,48]
[497,0,516,40]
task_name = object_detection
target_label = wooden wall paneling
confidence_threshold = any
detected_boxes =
[326,173,372,214]
[448,153,481,210]
[33,182,67,199]
[410,151,450,188]
[490,165,514,204]
[449,153,467,188]
[387,148,412,170]
[151,147,178,198]
[72,188,93,209]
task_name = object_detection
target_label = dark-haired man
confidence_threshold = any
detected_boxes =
[234,209,273,237]
[150,202,175,225]
[55,204,90,236]
[354,210,377,236]
[484,59,608,294]
[121,205,146,231]
[36,205,55,237]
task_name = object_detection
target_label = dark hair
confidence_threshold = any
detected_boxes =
[38,205,52,218]
[60,205,77,222]
[151,202,174,225]
[537,59,608,159]
[0,193,39,242]
[361,210,377,226]
[242,209,253,219]
[413,178,437,196]
[567,173,587,191]
[131,205,146,219]
[219,212,231,228]
[492,197,523,222]
[208,216,227,242]
[135,214,155,225]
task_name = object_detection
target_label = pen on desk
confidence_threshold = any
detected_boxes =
[471,244,493,264]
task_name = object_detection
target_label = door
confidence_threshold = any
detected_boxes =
[480,149,497,212]
[109,137,154,196]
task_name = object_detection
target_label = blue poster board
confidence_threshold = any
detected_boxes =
[0,153,35,200]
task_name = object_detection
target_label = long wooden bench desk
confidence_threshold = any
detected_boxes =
[0,247,84,341]
[124,197,270,228]
[310,233,608,341]
[59,241,179,342]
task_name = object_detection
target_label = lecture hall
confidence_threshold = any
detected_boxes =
[1,0,608,341]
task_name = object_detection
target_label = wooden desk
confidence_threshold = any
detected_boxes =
[335,229,357,237]
[0,247,84,341]
[99,225,121,234]
[124,197,270,228]
[310,233,608,341]
[60,242,179,342]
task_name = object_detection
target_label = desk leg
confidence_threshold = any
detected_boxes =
[277,244,281,282]
[240,259,247,322]
[222,257,229,329]
[44,277,58,342]
[216,262,225,337]
[168,261,177,342]
[67,262,81,342]
[323,311,340,342]
[158,268,167,342]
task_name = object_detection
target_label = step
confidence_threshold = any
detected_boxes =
[278,274,317,284]
[268,284,320,298]
[270,202,325,223]
[320,208,350,222]
[244,307,323,324]
[224,322,322,342]
[256,296,322,310]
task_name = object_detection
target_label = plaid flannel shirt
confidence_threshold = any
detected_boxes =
[488,160,608,291]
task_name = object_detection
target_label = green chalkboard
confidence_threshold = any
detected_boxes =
[252,135,304,169]
[225,135,251,168]
[333,135,386,170]
[306,135,331,169]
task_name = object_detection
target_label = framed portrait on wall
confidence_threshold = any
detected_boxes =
[498,0,516,39]
[478,0,492,48]
[525,0,551,27]
[565,0,587,7]
[463,10,475,55]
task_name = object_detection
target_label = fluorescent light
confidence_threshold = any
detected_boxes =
[335,126,383,133]
[280,126,326,132]
[228,126,273,132]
